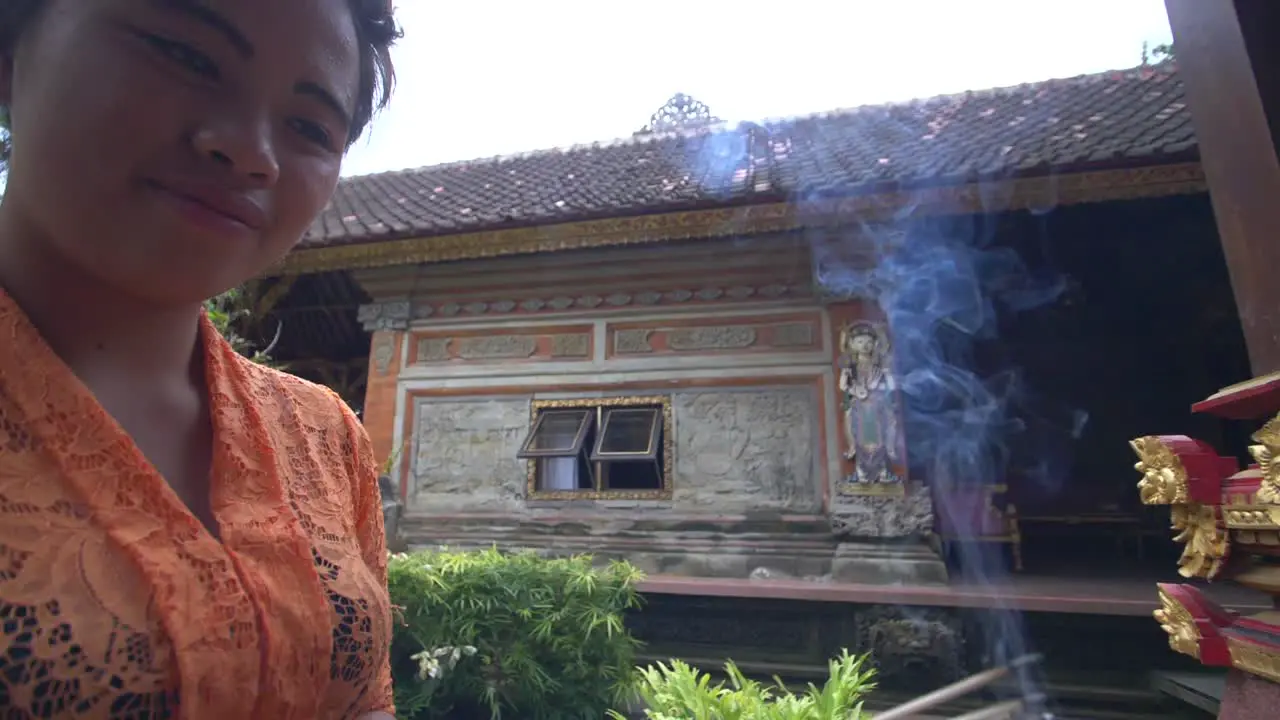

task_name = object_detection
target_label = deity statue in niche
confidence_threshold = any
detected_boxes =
[838,321,905,488]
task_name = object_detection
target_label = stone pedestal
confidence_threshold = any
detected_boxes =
[830,540,948,585]
[827,481,947,584]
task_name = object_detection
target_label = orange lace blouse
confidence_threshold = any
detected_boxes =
[0,290,394,719]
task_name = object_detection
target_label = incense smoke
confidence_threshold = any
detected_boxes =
[685,99,1083,714]
[810,207,1062,712]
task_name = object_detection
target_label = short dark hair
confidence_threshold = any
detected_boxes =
[0,0,401,154]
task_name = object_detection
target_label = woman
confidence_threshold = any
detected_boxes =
[0,1,401,718]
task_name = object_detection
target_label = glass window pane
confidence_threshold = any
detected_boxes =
[538,457,580,490]
[598,408,659,455]
[527,410,590,453]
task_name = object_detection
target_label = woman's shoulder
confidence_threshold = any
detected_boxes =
[219,353,375,490]
[230,352,360,430]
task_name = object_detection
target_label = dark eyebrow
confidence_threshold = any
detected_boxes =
[296,81,354,134]
[153,0,254,58]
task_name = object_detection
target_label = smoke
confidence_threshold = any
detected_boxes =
[812,207,1063,714]
[681,98,1084,712]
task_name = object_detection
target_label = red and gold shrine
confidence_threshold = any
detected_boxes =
[1132,371,1280,711]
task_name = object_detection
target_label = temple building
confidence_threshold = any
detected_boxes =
[249,63,1271,715]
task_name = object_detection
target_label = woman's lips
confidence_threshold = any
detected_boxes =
[145,179,267,236]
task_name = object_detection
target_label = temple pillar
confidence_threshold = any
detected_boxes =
[823,301,948,585]
[354,298,411,550]
[1165,0,1280,375]
[1152,4,1280,712]
[356,298,410,466]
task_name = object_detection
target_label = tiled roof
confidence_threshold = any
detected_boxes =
[306,64,1194,249]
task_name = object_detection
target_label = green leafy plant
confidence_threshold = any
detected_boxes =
[611,650,875,720]
[204,286,281,365]
[380,440,406,478]
[387,548,645,719]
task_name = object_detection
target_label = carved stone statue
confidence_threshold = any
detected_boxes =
[838,321,904,485]
[863,613,964,687]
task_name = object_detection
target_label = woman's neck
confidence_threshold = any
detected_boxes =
[0,208,203,386]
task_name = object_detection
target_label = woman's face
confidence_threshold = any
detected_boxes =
[0,0,361,303]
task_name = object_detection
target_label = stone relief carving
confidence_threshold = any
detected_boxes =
[772,322,815,348]
[410,398,530,511]
[615,329,654,354]
[372,334,396,375]
[667,326,758,351]
[838,321,906,491]
[673,389,819,512]
[856,607,965,688]
[829,482,934,539]
[549,333,591,358]
[417,338,451,363]
[357,299,411,331]
[454,335,538,360]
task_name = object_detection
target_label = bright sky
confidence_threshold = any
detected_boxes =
[341,0,1175,178]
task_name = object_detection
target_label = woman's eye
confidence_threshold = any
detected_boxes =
[141,32,219,79]
[288,118,335,150]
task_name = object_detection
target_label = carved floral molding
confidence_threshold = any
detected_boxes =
[608,317,820,356]
[357,283,812,331]
[411,329,592,364]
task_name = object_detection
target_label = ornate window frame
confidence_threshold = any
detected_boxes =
[523,395,674,501]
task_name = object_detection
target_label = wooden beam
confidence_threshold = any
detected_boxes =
[1165,0,1280,373]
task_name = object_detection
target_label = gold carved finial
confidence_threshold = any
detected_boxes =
[1131,436,1189,505]
[1249,416,1280,504]
[1171,504,1229,580]
[1154,587,1201,659]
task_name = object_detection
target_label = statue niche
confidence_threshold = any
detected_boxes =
[837,321,906,495]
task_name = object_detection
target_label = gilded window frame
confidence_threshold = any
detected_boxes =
[526,395,674,501]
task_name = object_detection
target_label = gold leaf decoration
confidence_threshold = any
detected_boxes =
[1250,415,1280,504]
[1131,436,1189,505]
[1171,503,1229,580]
[1154,587,1201,659]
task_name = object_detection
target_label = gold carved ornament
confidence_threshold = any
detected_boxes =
[1130,436,1226,578]
[1249,415,1280,504]
[1171,503,1229,580]
[1131,436,1189,505]
[1154,586,1201,659]
[1227,638,1280,685]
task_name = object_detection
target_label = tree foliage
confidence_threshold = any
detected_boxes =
[204,286,280,365]
[1141,40,1175,65]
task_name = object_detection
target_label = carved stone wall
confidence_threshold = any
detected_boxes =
[829,482,934,539]
[408,396,530,512]
[672,388,821,513]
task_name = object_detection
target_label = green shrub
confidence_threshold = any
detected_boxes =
[611,650,875,720]
[387,548,645,719]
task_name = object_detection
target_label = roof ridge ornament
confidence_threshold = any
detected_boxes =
[637,93,721,135]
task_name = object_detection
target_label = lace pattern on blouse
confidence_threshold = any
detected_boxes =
[0,293,393,720]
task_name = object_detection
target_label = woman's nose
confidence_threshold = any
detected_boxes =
[192,117,280,185]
